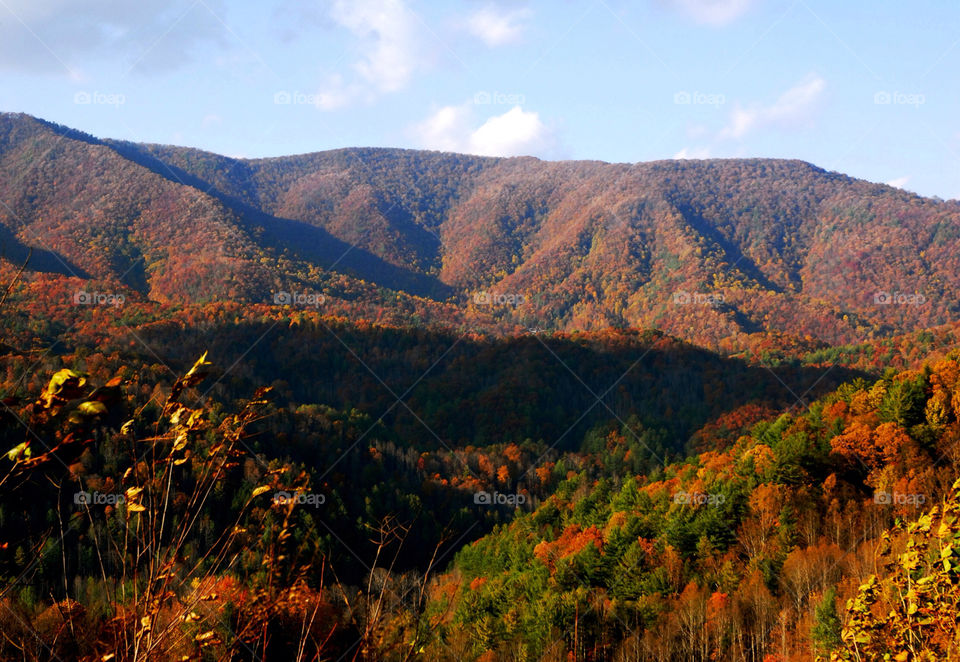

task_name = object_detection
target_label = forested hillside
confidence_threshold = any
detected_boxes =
[3,292,959,659]
[2,113,960,661]
[415,356,960,660]
[2,113,959,350]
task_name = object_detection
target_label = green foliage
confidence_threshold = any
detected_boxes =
[813,585,843,653]
[878,374,928,427]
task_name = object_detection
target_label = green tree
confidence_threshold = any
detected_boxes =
[812,585,842,653]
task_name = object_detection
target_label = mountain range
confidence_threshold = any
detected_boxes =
[2,111,959,350]
[4,112,960,661]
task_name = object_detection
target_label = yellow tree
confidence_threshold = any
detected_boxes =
[831,478,960,661]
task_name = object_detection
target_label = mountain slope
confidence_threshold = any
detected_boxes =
[415,354,960,660]
[2,112,958,347]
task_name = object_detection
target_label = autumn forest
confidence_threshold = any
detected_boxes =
[1,112,960,661]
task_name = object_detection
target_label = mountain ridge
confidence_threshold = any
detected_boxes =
[1,112,958,350]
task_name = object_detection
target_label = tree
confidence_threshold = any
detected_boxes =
[812,586,842,653]
[878,376,927,428]
[832,478,960,660]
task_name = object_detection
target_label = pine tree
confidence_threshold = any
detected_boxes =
[812,585,842,653]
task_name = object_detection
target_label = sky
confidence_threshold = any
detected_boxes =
[0,0,958,199]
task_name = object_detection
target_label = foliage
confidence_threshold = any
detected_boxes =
[830,478,960,661]
[411,355,960,661]
[4,113,960,350]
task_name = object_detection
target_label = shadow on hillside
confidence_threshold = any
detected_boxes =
[104,141,454,300]
[136,323,872,456]
[0,224,90,278]
[669,199,787,293]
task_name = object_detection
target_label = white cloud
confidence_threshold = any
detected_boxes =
[470,106,552,156]
[414,104,556,157]
[886,176,910,189]
[674,146,711,159]
[720,74,825,139]
[327,0,420,97]
[465,6,532,47]
[663,0,755,26]
[414,104,474,152]
[312,73,362,111]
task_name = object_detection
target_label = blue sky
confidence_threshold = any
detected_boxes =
[1,0,958,198]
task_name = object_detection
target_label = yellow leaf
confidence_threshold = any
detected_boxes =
[6,442,30,461]
[43,370,86,405]
[76,401,107,416]
[195,631,215,642]
[186,352,210,379]
[251,485,272,498]
[172,433,188,452]
[127,503,146,513]
[182,353,212,386]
